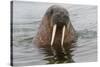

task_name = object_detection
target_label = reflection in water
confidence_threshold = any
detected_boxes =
[39,43,76,64]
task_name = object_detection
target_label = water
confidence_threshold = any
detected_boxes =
[12,1,97,66]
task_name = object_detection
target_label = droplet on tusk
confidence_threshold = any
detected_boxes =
[51,24,57,46]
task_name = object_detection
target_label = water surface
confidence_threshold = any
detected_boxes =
[12,1,97,66]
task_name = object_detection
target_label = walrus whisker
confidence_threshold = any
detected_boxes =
[51,24,57,46]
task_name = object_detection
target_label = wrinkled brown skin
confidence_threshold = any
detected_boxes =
[33,5,77,52]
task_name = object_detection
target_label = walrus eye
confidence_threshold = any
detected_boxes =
[63,15,68,19]
[50,9,53,15]
[46,9,54,16]
[63,15,69,23]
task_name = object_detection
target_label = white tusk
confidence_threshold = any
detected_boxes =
[51,24,57,46]
[61,25,65,47]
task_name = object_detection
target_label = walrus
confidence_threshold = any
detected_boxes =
[33,5,77,56]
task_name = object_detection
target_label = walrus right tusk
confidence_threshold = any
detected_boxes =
[61,25,66,53]
[51,24,57,46]
[61,25,65,47]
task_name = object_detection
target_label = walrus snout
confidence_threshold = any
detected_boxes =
[51,13,69,27]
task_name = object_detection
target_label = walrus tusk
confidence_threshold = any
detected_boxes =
[61,25,65,48]
[51,24,57,46]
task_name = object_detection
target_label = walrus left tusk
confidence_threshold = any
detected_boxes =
[61,25,65,47]
[51,24,57,46]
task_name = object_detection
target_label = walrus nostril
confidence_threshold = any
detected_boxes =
[52,13,69,27]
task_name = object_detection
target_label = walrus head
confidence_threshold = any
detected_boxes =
[36,5,76,57]
[34,5,76,56]
[45,5,70,48]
